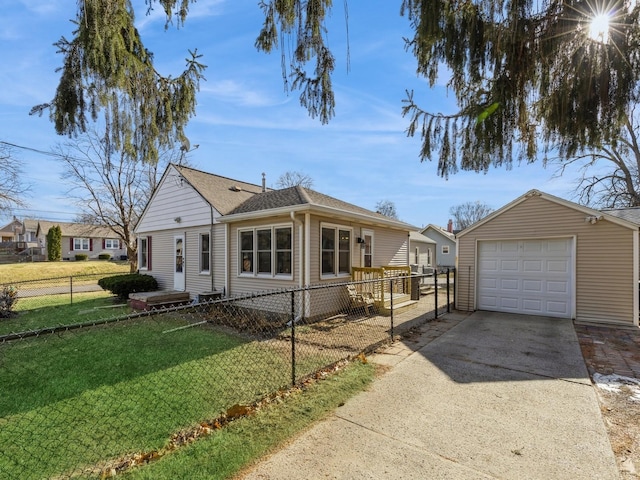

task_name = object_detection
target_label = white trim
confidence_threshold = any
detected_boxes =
[199,231,211,275]
[634,229,639,327]
[320,222,353,280]
[236,223,294,280]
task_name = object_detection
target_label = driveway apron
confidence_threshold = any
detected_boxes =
[240,311,620,480]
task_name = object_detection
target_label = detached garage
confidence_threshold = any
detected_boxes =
[457,190,639,327]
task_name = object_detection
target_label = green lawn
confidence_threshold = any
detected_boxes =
[0,291,130,336]
[0,260,130,283]
[0,314,373,480]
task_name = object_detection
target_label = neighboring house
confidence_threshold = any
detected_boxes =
[456,189,639,328]
[20,219,39,243]
[408,231,436,273]
[421,223,456,267]
[134,164,417,316]
[0,217,23,243]
[36,221,127,261]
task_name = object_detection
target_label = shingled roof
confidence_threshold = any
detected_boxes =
[601,207,640,225]
[175,165,268,216]
[173,165,416,230]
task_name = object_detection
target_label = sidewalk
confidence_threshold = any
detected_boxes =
[239,311,620,480]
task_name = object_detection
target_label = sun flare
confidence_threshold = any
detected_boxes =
[589,13,611,43]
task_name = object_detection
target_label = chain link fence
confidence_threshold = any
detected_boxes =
[0,270,455,479]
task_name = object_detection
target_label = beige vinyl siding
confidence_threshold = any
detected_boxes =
[184,228,213,294]
[374,228,408,266]
[228,216,299,296]
[136,165,213,233]
[212,224,226,293]
[457,195,636,326]
[140,230,175,291]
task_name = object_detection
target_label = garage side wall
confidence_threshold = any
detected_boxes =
[457,195,637,326]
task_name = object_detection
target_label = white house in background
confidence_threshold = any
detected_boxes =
[421,223,457,268]
[408,231,436,273]
[134,164,418,310]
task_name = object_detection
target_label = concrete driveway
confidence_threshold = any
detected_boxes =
[240,311,620,480]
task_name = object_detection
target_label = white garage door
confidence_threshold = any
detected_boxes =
[477,238,573,318]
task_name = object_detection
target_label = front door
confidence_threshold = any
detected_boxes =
[174,235,185,291]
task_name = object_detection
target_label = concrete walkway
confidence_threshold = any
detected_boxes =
[240,311,620,480]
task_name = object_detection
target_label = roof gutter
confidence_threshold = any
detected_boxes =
[220,204,418,231]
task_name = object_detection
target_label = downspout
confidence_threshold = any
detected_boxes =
[210,205,215,294]
[290,211,304,288]
[290,211,306,322]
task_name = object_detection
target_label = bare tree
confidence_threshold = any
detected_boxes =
[0,143,30,214]
[56,129,180,272]
[556,109,640,208]
[450,201,493,230]
[375,199,399,219]
[276,171,314,189]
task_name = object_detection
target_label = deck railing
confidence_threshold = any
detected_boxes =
[351,266,412,304]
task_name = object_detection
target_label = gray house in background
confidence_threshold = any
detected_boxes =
[421,223,456,268]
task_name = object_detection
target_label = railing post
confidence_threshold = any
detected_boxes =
[446,268,451,313]
[434,270,438,318]
[290,290,296,387]
[70,276,73,305]
[389,279,394,341]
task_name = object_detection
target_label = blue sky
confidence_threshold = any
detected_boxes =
[1,0,580,229]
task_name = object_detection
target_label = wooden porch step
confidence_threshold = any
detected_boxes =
[129,290,191,311]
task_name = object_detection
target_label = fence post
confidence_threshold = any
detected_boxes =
[446,268,451,313]
[389,279,394,341]
[290,290,296,387]
[434,270,438,318]
[453,267,457,310]
[70,276,73,305]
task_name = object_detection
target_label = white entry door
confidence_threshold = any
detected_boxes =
[174,235,185,291]
[477,238,573,318]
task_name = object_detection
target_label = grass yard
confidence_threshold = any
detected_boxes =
[0,291,129,336]
[123,361,376,480]
[0,313,372,480]
[0,260,130,283]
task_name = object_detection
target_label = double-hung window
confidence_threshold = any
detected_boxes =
[321,225,351,277]
[105,239,119,249]
[239,225,293,277]
[74,238,90,251]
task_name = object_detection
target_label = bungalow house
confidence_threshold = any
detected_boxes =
[456,189,639,328]
[134,164,418,316]
[421,223,456,268]
[36,221,128,261]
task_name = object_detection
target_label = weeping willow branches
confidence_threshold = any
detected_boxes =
[400,0,640,174]
[30,0,206,165]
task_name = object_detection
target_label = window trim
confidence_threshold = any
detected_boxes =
[442,245,450,255]
[320,223,352,280]
[73,237,90,251]
[139,236,151,271]
[238,223,293,279]
[199,232,211,274]
[104,239,120,250]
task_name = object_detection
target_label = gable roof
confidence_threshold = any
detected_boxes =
[36,221,116,238]
[170,165,417,231]
[224,185,416,230]
[409,231,437,244]
[175,164,268,215]
[457,189,640,237]
[421,224,455,241]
